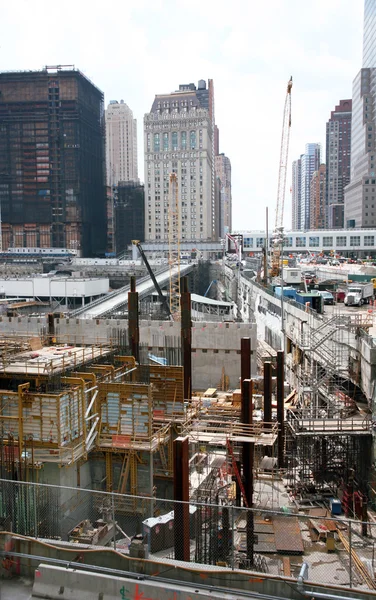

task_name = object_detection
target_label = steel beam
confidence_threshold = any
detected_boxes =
[242,378,254,565]
[181,277,192,400]
[276,350,285,468]
[173,435,190,562]
[263,361,272,428]
[128,276,139,363]
[240,338,251,424]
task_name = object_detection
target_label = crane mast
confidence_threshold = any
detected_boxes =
[168,173,181,320]
[271,77,292,278]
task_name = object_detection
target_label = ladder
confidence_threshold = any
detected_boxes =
[226,439,248,508]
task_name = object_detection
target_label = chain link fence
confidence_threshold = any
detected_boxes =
[1,478,376,591]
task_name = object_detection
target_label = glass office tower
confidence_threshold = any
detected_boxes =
[363,0,376,68]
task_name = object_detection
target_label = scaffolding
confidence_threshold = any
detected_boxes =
[292,308,372,418]
[286,412,372,505]
[286,307,373,503]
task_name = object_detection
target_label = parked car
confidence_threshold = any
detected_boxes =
[317,291,335,305]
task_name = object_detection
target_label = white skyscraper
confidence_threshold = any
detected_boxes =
[105,100,138,186]
[144,80,217,242]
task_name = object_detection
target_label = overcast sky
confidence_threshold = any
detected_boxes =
[0,0,364,231]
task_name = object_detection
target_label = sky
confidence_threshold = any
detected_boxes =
[0,0,364,231]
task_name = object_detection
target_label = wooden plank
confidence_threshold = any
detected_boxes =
[282,557,291,577]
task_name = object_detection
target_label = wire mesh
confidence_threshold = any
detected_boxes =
[1,478,376,591]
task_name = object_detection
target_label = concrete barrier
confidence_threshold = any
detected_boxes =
[32,563,243,599]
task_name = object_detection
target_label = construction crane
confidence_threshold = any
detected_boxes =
[168,173,181,320]
[270,77,293,278]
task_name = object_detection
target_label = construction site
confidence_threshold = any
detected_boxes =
[0,260,375,598]
[1,87,376,599]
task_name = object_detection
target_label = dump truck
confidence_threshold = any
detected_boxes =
[344,282,374,306]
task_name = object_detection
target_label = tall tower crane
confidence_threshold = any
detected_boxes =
[168,173,181,320]
[270,77,293,278]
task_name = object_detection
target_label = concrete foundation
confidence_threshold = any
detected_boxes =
[0,317,257,390]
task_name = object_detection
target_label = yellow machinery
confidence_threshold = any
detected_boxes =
[168,173,181,320]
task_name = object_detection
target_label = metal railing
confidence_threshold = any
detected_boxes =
[69,267,169,317]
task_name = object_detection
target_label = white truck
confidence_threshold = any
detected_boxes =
[344,282,374,306]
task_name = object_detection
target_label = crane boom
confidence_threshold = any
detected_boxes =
[275,77,292,232]
[271,77,292,279]
[168,173,181,320]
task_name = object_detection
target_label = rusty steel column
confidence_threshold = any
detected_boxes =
[128,276,139,363]
[241,337,251,381]
[276,350,285,468]
[173,435,190,562]
[242,378,254,565]
[235,460,242,507]
[240,337,251,424]
[263,361,272,427]
[181,277,192,400]
[47,313,55,345]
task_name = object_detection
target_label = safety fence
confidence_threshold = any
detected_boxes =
[0,478,376,591]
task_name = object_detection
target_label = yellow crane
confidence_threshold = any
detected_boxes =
[270,77,293,278]
[168,173,181,320]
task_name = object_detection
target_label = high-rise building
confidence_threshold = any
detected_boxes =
[292,157,302,230]
[115,182,144,255]
[144,79,217,242]
[326,100,352,228]
[363,0,376,68]
[214,125,219,156]
[0,67,106,256]
[215,153,232,235]
[310,164,326,230]
[345,1,376,227]
[292,144,320,230]
[106,185,115,256]
[105,100,138,187]
[301,144,321,230]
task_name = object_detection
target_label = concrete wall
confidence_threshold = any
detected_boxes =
[0,316,256,391]
[32,564,245,600]
[223,270,376,403]
[39,461,93,538]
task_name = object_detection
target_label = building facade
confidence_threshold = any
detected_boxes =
[215,153,232,235]
[0,67,106,256]
[106,185,115,255]
[292,145,321,231]
[301,143,321,230]
[344,2,376,227]
[363,0,376,68]
[292,157,302,230]
[310,164,326,230]
[325,100,352,229]
[344,70,376,228]
[115,182,144,255]
[143,80,217,242]
[105,100,138,187]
